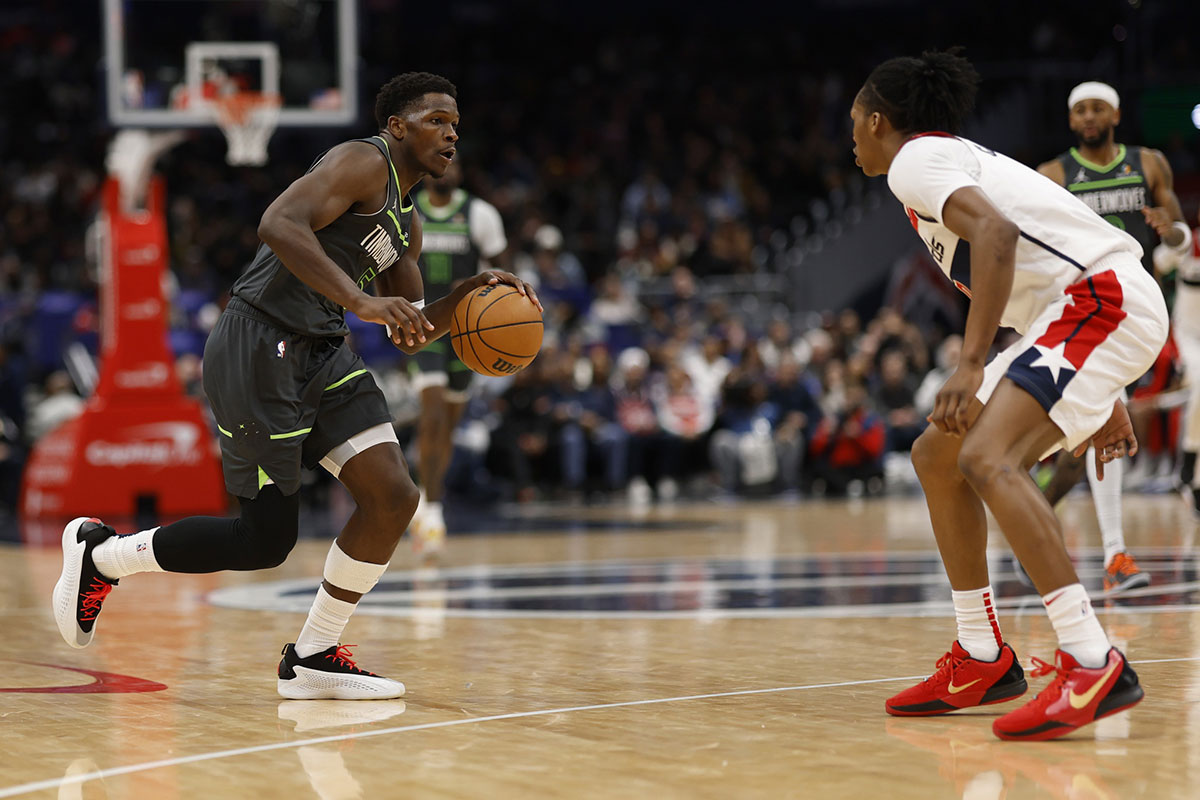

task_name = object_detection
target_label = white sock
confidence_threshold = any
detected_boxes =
[91,528,164,580]
[1043,583,1110,668]
[294,585,357,659]
[952,586,1002,661]
[1086,450,1126,566]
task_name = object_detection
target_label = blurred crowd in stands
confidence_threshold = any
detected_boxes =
[0,1,1198,514]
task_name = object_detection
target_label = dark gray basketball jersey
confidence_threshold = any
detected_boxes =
[231,136,414,337]
[1057,144,1155,272]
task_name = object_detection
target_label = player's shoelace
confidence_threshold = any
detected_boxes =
[325,644,375,675]
[924,650,964,685]
[1024,656,1069,706]
[79,580,114,621]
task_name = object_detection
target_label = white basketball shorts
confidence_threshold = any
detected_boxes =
[976,264,1168,454]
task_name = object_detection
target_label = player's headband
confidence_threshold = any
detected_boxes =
[1067,81,1119,111]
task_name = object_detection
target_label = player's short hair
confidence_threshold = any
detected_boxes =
[859,48,979,135]
[374,72,457,129]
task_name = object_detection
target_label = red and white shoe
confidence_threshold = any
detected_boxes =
[992,648,1143,741]
[886,641,1028,716]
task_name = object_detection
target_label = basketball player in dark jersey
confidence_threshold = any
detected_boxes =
[51,72,540,699]
[407,162,508,557]
[1021,81,1189,593]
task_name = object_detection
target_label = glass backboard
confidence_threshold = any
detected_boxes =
[103,0,358,128]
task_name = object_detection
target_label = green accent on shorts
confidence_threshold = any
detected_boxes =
[325,369,368,392]
[269,428,313,440]
[257,466,271,489]
[217,425,233,438]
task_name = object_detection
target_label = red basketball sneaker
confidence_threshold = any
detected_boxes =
[886,641,1028,716]
[992,648,1143,741]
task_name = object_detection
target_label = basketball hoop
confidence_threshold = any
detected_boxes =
[213,91,281,166]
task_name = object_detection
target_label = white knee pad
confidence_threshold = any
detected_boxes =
[323,540,388,594]
[320,422,399,479]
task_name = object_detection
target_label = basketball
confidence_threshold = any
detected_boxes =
[450,283,543,376]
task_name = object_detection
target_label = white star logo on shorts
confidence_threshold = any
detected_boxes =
[1029,342,1075,383]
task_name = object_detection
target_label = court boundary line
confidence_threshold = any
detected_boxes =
[3,656,1198,799]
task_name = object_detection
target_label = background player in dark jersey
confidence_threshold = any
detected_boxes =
[1024,81,1190,592]
[407,162,508,558]
[51,72,540,699]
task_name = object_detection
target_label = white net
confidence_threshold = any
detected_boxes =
[213,91,281,166]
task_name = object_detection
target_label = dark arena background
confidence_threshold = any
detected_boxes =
[2,1,1199,797]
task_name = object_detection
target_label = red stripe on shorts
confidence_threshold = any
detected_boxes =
[1034,270,1127,369]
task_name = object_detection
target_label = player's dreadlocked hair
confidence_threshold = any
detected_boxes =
[859,48,979,135]
[374,72,457,130]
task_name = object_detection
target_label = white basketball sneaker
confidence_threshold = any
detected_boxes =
[52,517,119,649]
[277,644,406,700]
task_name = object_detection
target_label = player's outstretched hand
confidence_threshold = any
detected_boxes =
[928,364,984,437]
[1072,400,1137,481]
[471,271,543,313]
[353,295,434,347]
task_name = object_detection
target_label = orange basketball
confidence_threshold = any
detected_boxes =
[450,283,543,376]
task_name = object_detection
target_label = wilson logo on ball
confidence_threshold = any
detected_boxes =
[491,357,521,374]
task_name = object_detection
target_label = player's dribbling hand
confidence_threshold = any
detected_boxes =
[471,271,544,313]
[1072,400,1137,481]
[928,364,984,437]
[353,295,434,347]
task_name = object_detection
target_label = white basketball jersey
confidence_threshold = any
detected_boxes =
[887,133,1144,334]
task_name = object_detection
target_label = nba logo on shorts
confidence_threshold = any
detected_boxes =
[276,340,286,358]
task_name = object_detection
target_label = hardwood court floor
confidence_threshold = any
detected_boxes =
[2,493,1199,799]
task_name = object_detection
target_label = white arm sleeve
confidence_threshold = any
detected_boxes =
[468,199,508,261]
[887,138,981,223]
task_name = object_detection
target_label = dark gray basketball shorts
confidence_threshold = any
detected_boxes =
[202,301,394,498]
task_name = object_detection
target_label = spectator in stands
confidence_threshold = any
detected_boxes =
[613,347,661,504]
[710,374,780,496]
[558,346,627,497]
[872,348,924,453]
[770,355,823,494]
[489,356,559,503]
[807,380,886,496]
[655,365,715,500]
[914,334,962,420]
[759,318,812,373]
[681,333,732,413]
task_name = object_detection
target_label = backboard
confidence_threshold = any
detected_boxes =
[103,0,358,129]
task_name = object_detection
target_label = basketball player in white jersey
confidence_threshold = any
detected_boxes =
[1156,209,1200,513]
[852,50,1163,740]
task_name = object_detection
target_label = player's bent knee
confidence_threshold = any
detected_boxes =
[249,531,297,570]
[911,427,957,478]
[956,441,1006,492]
[236,485,300,569]
[359,470,419,524]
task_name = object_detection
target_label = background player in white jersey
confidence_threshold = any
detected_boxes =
[1017,81,1191,592]
[1156,209,1200,514]
[407,162,508,557]
[851,49,1165,740]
